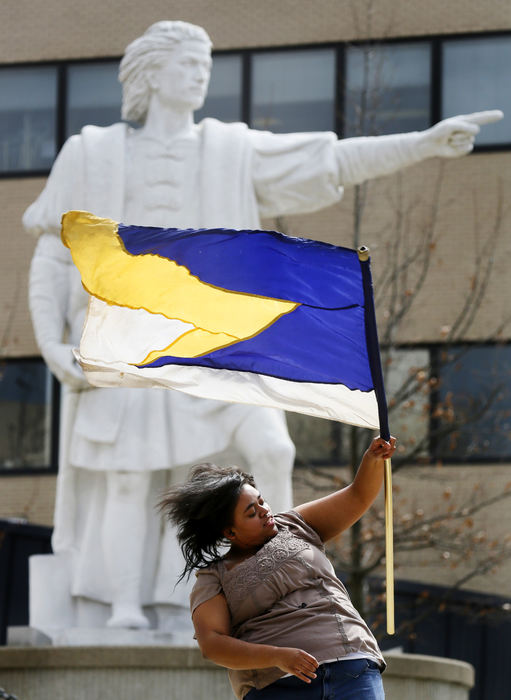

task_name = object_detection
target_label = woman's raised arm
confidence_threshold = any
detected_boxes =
[295,436,397,542]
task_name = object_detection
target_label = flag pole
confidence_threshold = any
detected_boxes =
[357,246,395,635]
[384,457,394,635]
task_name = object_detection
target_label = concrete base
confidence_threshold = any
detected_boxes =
[28,553,195,639]
[0,648,474,700]
[7,626,197,647]
[384,653,475,700]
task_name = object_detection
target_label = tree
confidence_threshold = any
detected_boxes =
[284,28,511,637]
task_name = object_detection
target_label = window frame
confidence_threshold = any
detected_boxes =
[289,340,511,468]
[342,38,434,138]
[247,43,339,133]
[0,56,121,179]
[0,59,61,178]
[429,341,511,465]
[438,30,511,152]
[383,340,511,466]
[2,37,511,468]
[194,49,244,124]
[2,30,511,180]
[0,357,60,477]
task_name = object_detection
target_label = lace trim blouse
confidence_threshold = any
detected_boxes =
[190,510,385,699]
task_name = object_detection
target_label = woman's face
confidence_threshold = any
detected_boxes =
[227,484,278,550]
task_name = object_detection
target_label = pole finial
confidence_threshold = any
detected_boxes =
[357,245,370,262]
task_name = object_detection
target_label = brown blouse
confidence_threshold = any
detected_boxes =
[190,510,385,699]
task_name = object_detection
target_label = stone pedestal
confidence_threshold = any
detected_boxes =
[7,626,196,648]
[384,653,475,700]
[27,553,195,641]
[0,648,474,700]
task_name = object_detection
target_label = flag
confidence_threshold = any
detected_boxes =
[62,210,389,433]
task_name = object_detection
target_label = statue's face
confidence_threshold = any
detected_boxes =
[150,40,212,112]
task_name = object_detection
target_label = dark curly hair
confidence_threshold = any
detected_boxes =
[159,463,256,582]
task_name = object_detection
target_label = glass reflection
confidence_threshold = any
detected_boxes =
[0,67,57,173]
[196,53,242,123]
[251,49,335,133]
[0,360,53,470]
[442,37,511,146]
[435,345,511,461]
[66,61,122,137]
[345,42,431,136]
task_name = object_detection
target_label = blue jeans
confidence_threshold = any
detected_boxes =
[245,659,384,699]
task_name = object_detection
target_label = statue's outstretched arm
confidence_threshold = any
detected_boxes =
[336,110,503,186]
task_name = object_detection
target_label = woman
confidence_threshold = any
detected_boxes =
[160,435,396,699]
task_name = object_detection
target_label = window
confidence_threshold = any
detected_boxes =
[289,343,511,466]
[0,66,57,173]
[288,348,432,467]
[251,49,336,132]
[433,345,511,461]
[66,61,122,138]
[384,347,431,458]
[344,42,431,137]
[0,360,56,471]
[287,414,342,466]
[2,33,511,176]
[442,37,511,146]
[196,53,242,123]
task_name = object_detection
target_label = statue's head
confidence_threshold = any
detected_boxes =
[119,20,213,124]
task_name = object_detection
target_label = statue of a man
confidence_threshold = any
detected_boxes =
[23,20,501,633]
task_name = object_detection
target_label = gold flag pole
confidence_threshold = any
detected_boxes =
[384,457,394,635]
[357,245,394,635]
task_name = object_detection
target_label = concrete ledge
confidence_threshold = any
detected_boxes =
[386,652,474,689]
[0,645,212,669]
[0,647,475,700]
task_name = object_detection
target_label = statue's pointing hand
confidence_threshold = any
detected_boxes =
[417,110,504,159]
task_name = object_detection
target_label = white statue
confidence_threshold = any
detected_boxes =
[23,19,502,634]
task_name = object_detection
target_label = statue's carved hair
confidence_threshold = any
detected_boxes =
[119,20,212,124]
[159,463,255,582]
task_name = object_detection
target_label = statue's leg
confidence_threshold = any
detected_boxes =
[233,408,296,513]
[103,470,151,628]
[153,463,198,638]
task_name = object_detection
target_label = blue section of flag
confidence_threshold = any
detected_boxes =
[117,224,374,391]
[118,225,364,308]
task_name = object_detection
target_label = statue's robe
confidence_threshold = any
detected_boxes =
[23,118,343,606]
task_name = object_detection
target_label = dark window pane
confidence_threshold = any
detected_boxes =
[0,67,57,173]
[287,413,342,466]
[0,360,54,470]
[385,348,430,459]
[345,42,431,136]
[442,37,511,145]
[434,345,511,461]
[251,49,335,133]
[196,53,242,123]
[66,61,122,137]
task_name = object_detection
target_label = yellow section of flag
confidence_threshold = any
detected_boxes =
[61,211,299,360]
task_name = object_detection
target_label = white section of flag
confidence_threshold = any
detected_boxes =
[75,350,380,430]
[81,297,194,364]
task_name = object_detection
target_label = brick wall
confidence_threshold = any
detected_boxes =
[2,464,510,598]
[0,474,56,526]
[0,0,510,62]
[5,152,511,357]
[0,179,43,357]
[271,153,511,344]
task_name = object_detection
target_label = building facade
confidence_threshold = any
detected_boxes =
[1,0,510,605]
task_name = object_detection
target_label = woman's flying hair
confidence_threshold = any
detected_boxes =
[119,20,212,124]
[159,463,255,582]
